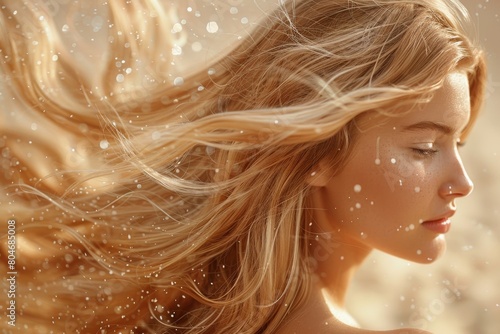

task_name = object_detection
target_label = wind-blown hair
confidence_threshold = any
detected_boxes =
[0,0,485,333]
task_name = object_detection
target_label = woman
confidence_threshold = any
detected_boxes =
[0,0,486,333]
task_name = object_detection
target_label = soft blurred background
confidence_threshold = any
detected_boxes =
[9,0,499,333]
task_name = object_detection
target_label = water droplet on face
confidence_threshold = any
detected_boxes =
[230,7,238,14]
[310,171,317,177]
[354,184,362,193]
[416,249,422,255]
[61,24,69,32]
[31,123,38,131]
[355,203,361,209]
[116,74,125,83]
[360,232,367,239]
[414,186,421,193]
[241,17,249,24]
[391,158,397,164]
[374,158,381,165]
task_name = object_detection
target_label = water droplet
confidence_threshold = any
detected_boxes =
[192,41,202,52]
[100,140,109,149]
[355,203,361,209]
[173,77,184,86]
[205,146,215,155]
[391,158,396,164]
[172,23,183,33]
[230,7,238,14]
[152,131,161,140]
[172,45,182,56]
[414,186,421,193]
[374,158,381,165]
[360,232,367,239]
[206,21,219,33]
[61,24,69,32]
[51,55,58,61]
[409,224,415,230]
[416,249,422,255]
[31,123,38,131]
[116,74,125,83]
[310,171,317,177]
[241,17,249,24]
[354,184,362,193]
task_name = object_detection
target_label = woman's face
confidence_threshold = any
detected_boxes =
[309,72,473,263]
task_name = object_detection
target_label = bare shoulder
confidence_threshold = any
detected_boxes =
[384,328,432,334]
[384,329,432,334]
[275,318,433,334]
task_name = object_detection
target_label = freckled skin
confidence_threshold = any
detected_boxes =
[311,72,473,264]
[277,72,474,334]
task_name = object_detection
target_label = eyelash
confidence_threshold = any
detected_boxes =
[412,148,438,157]
[412,140,463,157]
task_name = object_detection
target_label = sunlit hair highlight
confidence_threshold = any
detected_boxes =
[0,0,486,333]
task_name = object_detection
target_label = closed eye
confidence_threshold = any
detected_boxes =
[412,147,438,157]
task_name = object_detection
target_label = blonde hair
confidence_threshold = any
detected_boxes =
[0,0,486,333]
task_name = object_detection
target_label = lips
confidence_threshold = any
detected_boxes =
[420,211,455,234]
[421,218,452,234]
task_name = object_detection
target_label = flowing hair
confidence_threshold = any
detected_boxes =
[0,0,486,333]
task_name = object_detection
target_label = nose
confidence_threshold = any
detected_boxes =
[439,151,474,199]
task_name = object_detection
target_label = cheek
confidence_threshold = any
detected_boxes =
[377,148,429,193]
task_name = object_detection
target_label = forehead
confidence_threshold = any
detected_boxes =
[361,72,471,133]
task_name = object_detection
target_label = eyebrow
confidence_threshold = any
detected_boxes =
[402,121,454,135]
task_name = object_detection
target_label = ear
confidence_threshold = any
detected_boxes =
[305,159,332,187]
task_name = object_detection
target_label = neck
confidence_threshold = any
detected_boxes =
[310,233,372,307]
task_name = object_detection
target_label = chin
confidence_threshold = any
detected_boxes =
[384,238,448,264]
[409,240,447,264]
